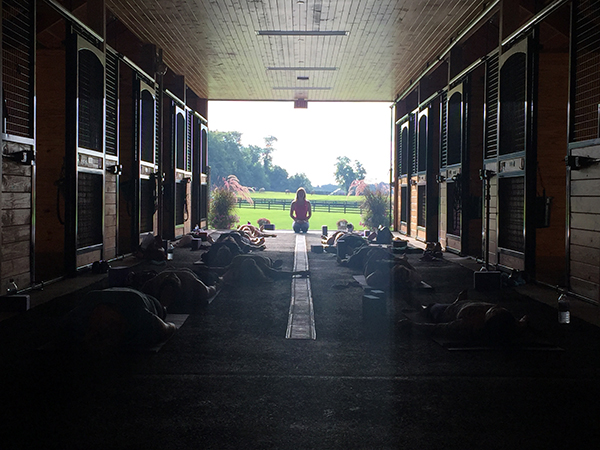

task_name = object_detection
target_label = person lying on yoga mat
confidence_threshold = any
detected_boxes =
[399,291,529,346]
[59,287,176,352]
[140,268,218,311]
[238,223,276,238]
[210,254,309,285]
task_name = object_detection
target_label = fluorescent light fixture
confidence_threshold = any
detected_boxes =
[267,67,337,71]
[273,87,331,90]
[257,30,349,36]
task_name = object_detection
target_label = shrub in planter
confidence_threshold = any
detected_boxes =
[360,187,390,230]
[208,186,239,229]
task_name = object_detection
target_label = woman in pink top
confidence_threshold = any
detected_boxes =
[290,187,312,233]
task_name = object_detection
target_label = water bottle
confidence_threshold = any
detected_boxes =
[167,243,174,261]
[558,293,570,324]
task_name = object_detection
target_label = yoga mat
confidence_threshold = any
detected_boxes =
[430,334,563,352]
[352,275,432,290]
[141,314,189,353]
[38,314,189,353]
[399,310,563,352]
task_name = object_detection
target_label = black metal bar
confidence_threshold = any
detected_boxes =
[44,0,103,44]
[64,30,78,275]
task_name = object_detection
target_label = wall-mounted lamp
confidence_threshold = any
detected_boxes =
[410,179,418,186]
[106,164,122,175]
[436,174,446,183]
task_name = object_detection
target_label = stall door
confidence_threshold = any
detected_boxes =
[138,80,159,238]
[66,34,105,272]
[441,83,465,253]
[396,120,410,234]
[496,37,533,272]
[415,107,428,241]
[174,105,191,236]
[190,114,209,228]
[200,123,209,227]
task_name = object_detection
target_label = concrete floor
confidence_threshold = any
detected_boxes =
[1,231,599,449]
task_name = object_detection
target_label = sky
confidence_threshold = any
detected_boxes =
[207,101,393,187]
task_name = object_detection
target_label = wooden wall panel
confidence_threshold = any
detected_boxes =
[105,173,118,260]
[1,143,33,292]
[569,143,600,302]
[439,183,447,248]
[410,177,418,237]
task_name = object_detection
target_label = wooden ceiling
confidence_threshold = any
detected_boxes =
[105,0,489,102]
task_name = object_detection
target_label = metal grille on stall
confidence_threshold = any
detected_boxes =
[498,176,525,252]
[440,91,448,168]
[400,186,409,223]
[140,178,155,232]
[572,0,600,142]
[446,179,461,237]
[417,184,426,227]
[499,52,527,155]
[2,0,34,137]
[484,53,499,160]
[78,49,104,152]
[417,110,427,173]
[410,113,418,175]
[105,50,119,157]
[175,181,187,225]
[77,172,103,248]
[398,121,409,176]
[447,87,463,166]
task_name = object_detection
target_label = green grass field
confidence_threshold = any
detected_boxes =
[234,191,366,231]
[247,191,364,202]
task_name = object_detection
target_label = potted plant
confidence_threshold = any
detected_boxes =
[208,186,239,229]
[360,186,390,231]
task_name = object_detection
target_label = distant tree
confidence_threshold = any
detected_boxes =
[208,130,314,192]
[262,135,277,170]
[208,131,244,183]
[244,145,269,189]
[268,165,290,191]
[334,156,367,193]
[288,173,313,193]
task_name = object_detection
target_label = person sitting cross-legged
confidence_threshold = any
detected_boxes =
[290,187,312,233]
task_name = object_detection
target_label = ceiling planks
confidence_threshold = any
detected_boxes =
[105,0,487,102]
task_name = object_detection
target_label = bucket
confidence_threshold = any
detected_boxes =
[108,266,131,287]
[191,238,202,251]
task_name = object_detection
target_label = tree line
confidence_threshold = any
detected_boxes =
[208,131,313,192]
[208,130,369,194]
